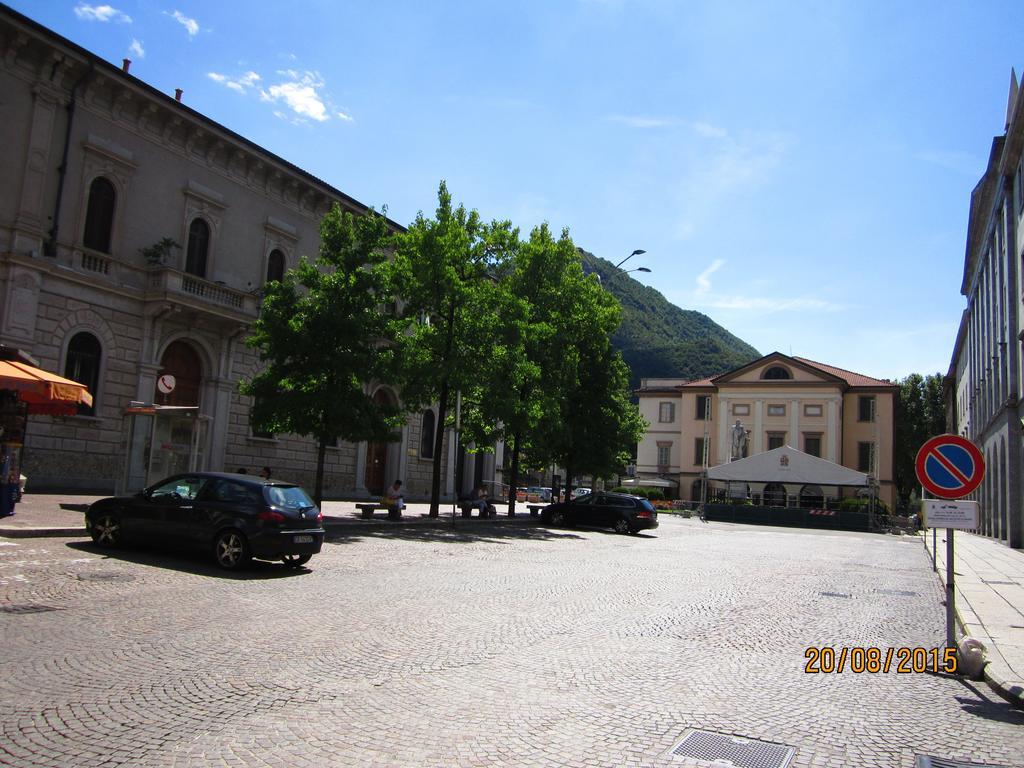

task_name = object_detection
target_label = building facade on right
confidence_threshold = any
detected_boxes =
[947,70,1023,549]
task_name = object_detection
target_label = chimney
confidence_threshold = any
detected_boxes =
[174,88,183,102]
[122,58,131,73]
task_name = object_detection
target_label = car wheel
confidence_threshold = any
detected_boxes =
[613,517,632,535]
[551,510,566,527]
[282,553,312,568]
[91,514,121,547]
[213,529,251,570]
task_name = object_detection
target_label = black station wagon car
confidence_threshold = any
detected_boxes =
[541,491,659,534]
[85,472,325,570]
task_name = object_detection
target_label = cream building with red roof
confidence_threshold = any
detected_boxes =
[635,352,896,508]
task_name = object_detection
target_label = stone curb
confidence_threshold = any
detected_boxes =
[924,533,1024,709]
[0,526,87,538]
[0,515,544,540]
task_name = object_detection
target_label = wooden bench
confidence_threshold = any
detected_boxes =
[356,503,402,520]
[526,504,546,517]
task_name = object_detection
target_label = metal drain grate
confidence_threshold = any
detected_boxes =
[671,730,795,768]
[76,571,135,582]
[819,591,851,598]
[875,588,920,597]
[916,756,1009,768]
[1,604,60,615]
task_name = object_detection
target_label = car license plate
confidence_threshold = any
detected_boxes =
[293,535,313,543]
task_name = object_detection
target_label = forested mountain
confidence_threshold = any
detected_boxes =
[579,250,760,387]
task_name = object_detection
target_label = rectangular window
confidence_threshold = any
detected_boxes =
[803,433,821,457]
[767,404,786,417]
[695,395,711,420]
[803,404,823,417]
[732,403,750,416]
[251,399,275,440]
[858,441,874,473]
[658,402,675,423]
[657,443,671,467]
[767,432,785,450]
[694,437,706,466]
[858,396,875,422]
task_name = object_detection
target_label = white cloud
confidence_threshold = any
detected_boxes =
[128,39,145,58]
[695,259,725,297]
[74,4,131,23]
[608,114,674,129]
[260,71,333,123]
[673,129,791,240]
[336,111,355,122]
[168,10,200,38]
[208,70,261,94]
[915,149,984,177]
[686,258,842,314]
[692,121,727,139]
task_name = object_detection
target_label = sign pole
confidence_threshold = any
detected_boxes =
[916,434,986,658]
[946,529,956,649]
[932,526,937,572]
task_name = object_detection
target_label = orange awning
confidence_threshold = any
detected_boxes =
[0,360,94,416]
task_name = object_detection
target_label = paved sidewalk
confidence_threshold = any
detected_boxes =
[923,527,1024,708]
[0,493,542,538]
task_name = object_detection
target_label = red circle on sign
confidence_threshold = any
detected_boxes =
[914,434,985,499]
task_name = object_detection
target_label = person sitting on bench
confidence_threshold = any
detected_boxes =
[384,480,405,517]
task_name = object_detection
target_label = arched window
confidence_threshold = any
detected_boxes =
[420,410,435,459]
[763,482,787,507]
[266,249,285,284]
[63,331,102,416]
[185,219,210,277]
[83,177,116,253]
[762,366,792,380]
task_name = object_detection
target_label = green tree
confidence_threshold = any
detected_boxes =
[240,204,402,506]
[521,236,647,496]
[894,372,947,507]
[390,182,518,516]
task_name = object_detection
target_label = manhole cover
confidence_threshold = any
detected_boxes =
[671,730,795,768]
[1,604,60,615]
[76,571,135,583]
[875,588,920,597]
[819,591,851,598]
[916,756,1009,768]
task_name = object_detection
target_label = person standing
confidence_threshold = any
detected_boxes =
[259,466,272,480]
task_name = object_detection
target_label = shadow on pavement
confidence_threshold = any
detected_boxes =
[954,680,1024,723]
[65,541,312,581]
[325,524,584,545]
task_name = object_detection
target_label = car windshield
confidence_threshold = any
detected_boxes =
[639,499,656,512]
[265,484,316,510]
[573,493,593,504]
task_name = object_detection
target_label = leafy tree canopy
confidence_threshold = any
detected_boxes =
[894,372,947,507]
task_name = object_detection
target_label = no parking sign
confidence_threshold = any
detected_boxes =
[914,434,985,500]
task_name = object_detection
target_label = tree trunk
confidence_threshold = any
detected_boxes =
[506,431,522,516]
[429,378,450,517]
[564,459,574,503]
[314,436,327,508]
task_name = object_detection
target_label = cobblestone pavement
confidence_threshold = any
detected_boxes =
[1,517,1022,768]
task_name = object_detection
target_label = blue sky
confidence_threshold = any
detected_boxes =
[12,1,1024,381]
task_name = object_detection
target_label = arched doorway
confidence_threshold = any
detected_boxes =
[763,482,787,507]
[799,484,824,509]
[156,340,202,406]
[364,388,396,496]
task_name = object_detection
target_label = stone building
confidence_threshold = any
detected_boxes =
[946,70,1023,549]
[635,352,897,508]
[0,6,497,499]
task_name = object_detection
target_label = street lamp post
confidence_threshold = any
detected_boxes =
[614,249,646,270]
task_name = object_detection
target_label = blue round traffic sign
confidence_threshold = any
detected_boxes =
[915,434,985,499]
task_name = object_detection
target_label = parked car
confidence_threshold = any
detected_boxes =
[571,487,591,500]
[85,472,325,570]
[526,486,545,502]
[541,491,658,534]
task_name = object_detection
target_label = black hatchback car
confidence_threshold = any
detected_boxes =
[541,491,659,534]
[85,472,325,570]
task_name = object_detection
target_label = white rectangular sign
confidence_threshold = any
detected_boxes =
[923,499,978,529]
